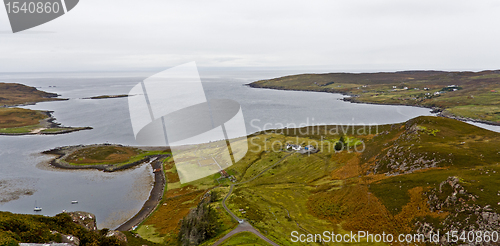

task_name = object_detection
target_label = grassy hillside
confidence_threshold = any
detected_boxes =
[132,116,500,245]
[0,83,91,135]
[0,211,124,246]
[0,83,61,106]
[0,108,48,128]
[249,70,500,124]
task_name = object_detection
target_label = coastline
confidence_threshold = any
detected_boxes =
[0,110,93,136]
[115,156,166,231]
[43,144,170,172]
[246,83,500,127]
[42,143,170,232]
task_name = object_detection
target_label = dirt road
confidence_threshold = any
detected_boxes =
[213,153,293,245]
[211,221,279,246]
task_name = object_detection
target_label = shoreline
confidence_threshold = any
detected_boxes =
[246,83,500,127]
[115,156,166,231]
[43,144,170,172]
[0,110,93,136]
[42,143,169,231]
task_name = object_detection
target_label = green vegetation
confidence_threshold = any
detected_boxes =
[219,232,271,246]
[0,211,124,246]
[135,155,237,245]
[123,231,164,246]
[66,146,142,165]
[61,145,170,167]
[135,116,500,245]
[0,83,61,106]
[178,192,220,246]
[249,70,500,123]
[0,108,47,128]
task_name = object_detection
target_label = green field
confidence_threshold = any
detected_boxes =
[0,82,61,106]
[249,70,500,123]
[59,145,170,168]
[130,116,500,246]
[0,83,90,135]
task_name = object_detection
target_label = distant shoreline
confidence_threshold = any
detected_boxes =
[0,110,93,136]
[246,81,500,127]
[0,82,93,135]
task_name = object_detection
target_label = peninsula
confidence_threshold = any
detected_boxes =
[0,82,92,135]
[248,70,500,125]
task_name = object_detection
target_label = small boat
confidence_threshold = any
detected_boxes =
[34,201,42,212]
[71,200,78,204]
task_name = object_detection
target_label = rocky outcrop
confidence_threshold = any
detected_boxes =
[370,123,446,175]
[67,211,97,231]
[415,177,500,245]
[105,230,127,243]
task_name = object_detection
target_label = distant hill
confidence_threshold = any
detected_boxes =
[0,83,62,106]
[249,70,500,124]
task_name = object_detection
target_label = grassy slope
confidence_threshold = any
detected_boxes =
[0,82,60,106]
[136,156,238,245]
[249,70,500,123]
[59,145,170,168]
[0,83,89,134]
[137,116,500,246]
[0,108,47,128]
[0,108,50,134]
[219,231,271,246]
[0,211,123,245]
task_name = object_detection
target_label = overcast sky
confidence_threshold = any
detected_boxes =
[1,0,500,73]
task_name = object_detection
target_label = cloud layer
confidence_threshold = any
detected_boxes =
[1,0,499,72]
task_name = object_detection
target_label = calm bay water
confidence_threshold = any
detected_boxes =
[0,69,497,229]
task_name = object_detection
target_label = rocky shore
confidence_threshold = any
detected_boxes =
[43,144,169,172]
[0,111,92,136]
[115,156,167,231]
[247,83,500,127]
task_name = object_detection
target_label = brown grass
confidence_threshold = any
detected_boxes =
[145,187,205,235]
[166,171,180,183]
[65,146,140,164]
[331,152,362,180]
[0,108,47,128]
[0,83,60,106]
[394,187,447,233]
[307,184,397,234]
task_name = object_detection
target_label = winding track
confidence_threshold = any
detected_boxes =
[212,152,293,246]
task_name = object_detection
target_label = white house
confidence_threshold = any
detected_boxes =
[286,143,302,151]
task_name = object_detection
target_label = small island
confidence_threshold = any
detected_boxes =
[248,70,500,125]
[0,82,92,135]
[83,94,129,100]
[43,144,170,172]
